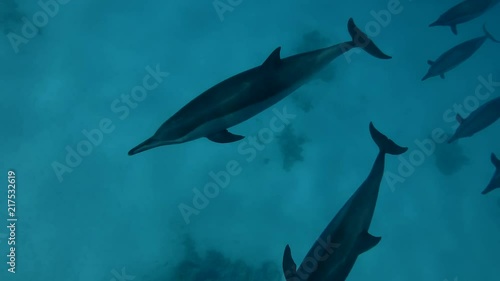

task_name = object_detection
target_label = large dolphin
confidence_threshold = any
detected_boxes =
[282,123,407,281]
[482,153,500,195]
[429,0,500,35]
[447,96,500,143]
[422,24,499,81]
[128,18,391,156]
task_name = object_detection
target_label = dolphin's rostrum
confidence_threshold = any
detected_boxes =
[282,123,407,281]
[128,18,391,156]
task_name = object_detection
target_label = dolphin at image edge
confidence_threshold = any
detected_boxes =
[282,122,408,281]
[482,153,500,195]
[429,0,500,35]
[447,96,500,143]
[128,18,391,156]
[422,24,500,81]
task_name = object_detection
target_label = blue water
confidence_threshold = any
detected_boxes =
[0,0,499,280]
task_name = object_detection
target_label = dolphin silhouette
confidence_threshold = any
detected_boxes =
[429,0,500,35]
[422,24,499,81]
[447,96,500,143]
[282,123,407,281]
[128,18,391,156]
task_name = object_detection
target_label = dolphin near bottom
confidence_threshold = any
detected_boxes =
[128,18,391,156]
[282,123,408,281]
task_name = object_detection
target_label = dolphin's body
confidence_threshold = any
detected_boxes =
[422,25,499,81]
[448,96,500,143]
[282,123,407,281]
[128,19,391,156]
[429,0,500,35]
[482,153,500,195]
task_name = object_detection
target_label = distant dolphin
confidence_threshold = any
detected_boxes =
[429,0,500,35]
[128,18,391,156]
[447,96,500,143]
[422,24,499,81]
[482,153,500,195]
[282,123,407,281]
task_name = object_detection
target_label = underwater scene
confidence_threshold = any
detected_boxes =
[0,0,499,280]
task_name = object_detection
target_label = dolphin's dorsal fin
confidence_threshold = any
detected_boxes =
[427,60,434,66]
[262,47,282,68]
[491,153,500,168]
[456,114,464,124]
[282,245,297,281]
[451,25,458,35]
[354,231,381,255]
[206,130,244,143]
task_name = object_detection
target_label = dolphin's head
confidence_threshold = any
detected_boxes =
[128,136,170,156]
[128,120,188,156]
[421,71,435,81]
[429,18,443,27]
[447,134,458,144]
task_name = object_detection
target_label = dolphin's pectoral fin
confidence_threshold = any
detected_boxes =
[262,47,282,68]
[491,153,500,168]
[355,231,381,255]
[483,24,500,43]
[427,60,434,66]
[440,73,445,79]
[451,25,457,35]
[282,245,298,280]
[207,130,244,143]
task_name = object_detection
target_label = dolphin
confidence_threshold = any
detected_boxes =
[429,0,500,35]
[282,123,407,281]
[482,153,500,195]
[447,96,500,143]
[422,24,499,81]
[128,18,391,156]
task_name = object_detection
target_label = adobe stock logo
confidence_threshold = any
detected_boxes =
[7,0,72,53]
[213,0,243,22]
[51,64,169,182]
[178,106,297,224]
[109,267,135,281]
[385,74,500,191]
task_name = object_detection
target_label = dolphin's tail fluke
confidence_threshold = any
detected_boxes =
[483,24,500,43]
[369,122,408,155]
[347,18,392,59]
